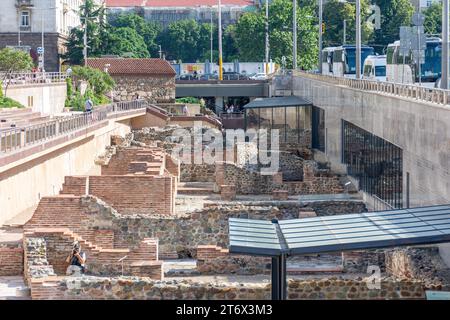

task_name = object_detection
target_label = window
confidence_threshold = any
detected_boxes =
[363,65,372,77]
[21,11,30,27]
[375,66,386,77]
[342,120,403,209]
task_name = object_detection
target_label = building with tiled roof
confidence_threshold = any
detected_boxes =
[87,58,176,103]
[106,0,261,29]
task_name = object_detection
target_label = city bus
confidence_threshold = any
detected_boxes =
[331,45,375,78]
[321,47,337,75]
[363,55,387,81]
[386,37,441,87]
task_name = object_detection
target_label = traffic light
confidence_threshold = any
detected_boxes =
[322,23,325,34]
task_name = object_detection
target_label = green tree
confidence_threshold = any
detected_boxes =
[234,0,318,70]
[66,66,115,110]
[103,27,149,58]
[109,13,162,57]
[0,48,34,95]
[424,2,442,36]
[323,0,373,48]
[159,19,216,62]
[65,0,107,65]
[371,0,414,50]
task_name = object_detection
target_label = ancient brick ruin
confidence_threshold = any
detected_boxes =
[1,125,450,300]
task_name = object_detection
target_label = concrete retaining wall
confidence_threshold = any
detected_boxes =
[5,83,67,115]
[293,76,450,208]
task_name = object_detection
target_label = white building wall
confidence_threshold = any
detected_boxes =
[0,0,103,35]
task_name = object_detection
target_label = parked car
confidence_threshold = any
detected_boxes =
[249,73,267,80]
[178,74,197,80]
[200,73,218,80]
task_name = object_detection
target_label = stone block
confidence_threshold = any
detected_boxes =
[272,190,289,201]
[221,185,236,201]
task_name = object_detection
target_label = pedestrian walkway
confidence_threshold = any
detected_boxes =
[0,277,30,300]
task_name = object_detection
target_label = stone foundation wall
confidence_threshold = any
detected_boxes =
[30,276,427,300]
[180,164,216,182]
[217,161,343,195]
[0,244,24,276]
[385,247,450,290]
[196,245,271,275]
[113,75,175,103]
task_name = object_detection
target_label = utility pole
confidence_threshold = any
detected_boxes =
[265,0,269,74]
[442,0,449,89]
[343,20,346,45]
[211,7,214,64]
[83,14,88,67]
[319,0,323,73]
[218,0,223,80]
[293,0,297,70]
[41,11,45,71]
[355,0,361,79]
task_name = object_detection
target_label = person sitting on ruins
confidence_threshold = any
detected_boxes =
[65,241,87,276]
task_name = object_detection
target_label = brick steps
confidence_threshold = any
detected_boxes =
[177,182,215,195]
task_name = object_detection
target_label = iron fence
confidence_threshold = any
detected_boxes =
[295,70,450,106]
[0,100,147,154]
[0,72,68,86]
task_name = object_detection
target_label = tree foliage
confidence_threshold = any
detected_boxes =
[0,47,34,95]
[65,0,107,65]
[159,19,217,62]
[424,2,442,36]
[109,13,162,57]
[66,66,115,110]
[234,0,318,70]
[103,27,149,58]
[323,0,374,48]
[371,0,414,51]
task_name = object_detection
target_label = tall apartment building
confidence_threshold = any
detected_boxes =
[0,0,103,72]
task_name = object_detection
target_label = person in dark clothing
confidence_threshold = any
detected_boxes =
[66,241,86,275]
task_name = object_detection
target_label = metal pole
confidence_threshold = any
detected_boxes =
[343,20,346,45]
[265,0,269,74]
[83,16,88,67]
[18,13,21,46]
[42,11,45,71]
[218,0,223,81]
[271,256,280,300]
[211,7,214,64]
[356,0,361,79]
[319,0,323,73]
[159,45,162,59]
[293,0,297,70]
[442,0,449,89]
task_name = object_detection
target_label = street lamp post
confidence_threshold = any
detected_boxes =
[210,7,214,65]
[343,20,347,45]
[355,0,361,79]
[319,0,323,73]
[218,0,223,81]
[442,0,449,89]
[293,0,297,70]
[265,0,270,74]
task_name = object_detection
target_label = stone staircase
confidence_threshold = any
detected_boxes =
[177,182,215,195]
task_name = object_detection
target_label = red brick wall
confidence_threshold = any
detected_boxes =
[60,176,87,195]
[88,175,174,215]
[101,148,166,176]
[0,246,23,276]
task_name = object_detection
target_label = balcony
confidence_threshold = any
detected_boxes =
[16,0,33,8]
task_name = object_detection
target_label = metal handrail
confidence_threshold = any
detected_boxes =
[0,100,147,154]
[295,70,450,106]
[0,72,68,86]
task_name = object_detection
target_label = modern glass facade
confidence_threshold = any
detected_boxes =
[342,120,403,209]
[245,106,311,144]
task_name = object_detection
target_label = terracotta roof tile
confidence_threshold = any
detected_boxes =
[106,0,255,7]
[86,58,176,76]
